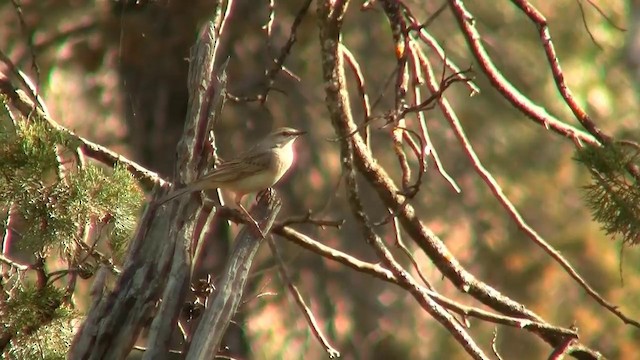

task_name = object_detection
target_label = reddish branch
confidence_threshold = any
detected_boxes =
[418,45,640,328]
[509,0,640,181]
[320,1,486,359]
[446,0,639,328]
[318,0,607,358]
[510,0,610,144]
[273,225,578,337]
[448,0,599,147]
[342,141,488,359]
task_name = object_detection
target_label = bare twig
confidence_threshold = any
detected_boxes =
[448,0,599,147]
[340,43,372,147]
[392,126,412,189]
[260,0,313,103]
[418,26,640,328]
[263,0,275,38]
[575,0,603,49]
[404,1,448,33]
[510,0,640,182]
[0,253,29,271]
[582,0,626,31]
[10,0,41,105]
[267,237,340,358]
[274,226,579,338]
[0,49,49,118]
[491,328,504,360]
[1,205,17,272]
[279,210,344,229]
[390,213,433,289]
[15,20,97,67]
[511,0,610,144]
[407,40,461,193]
[403,2,480,95]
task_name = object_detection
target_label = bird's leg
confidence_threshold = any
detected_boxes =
[237,204,266,238]
[235,195,266,238]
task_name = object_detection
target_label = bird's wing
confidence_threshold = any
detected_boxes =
[156,150,274,205]
[200,150,273,183]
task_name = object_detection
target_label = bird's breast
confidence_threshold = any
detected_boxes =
[274,144,295,178]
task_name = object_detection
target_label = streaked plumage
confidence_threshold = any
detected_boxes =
[157,127,305,207]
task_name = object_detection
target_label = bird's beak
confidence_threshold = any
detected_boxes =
[295,130,306,137]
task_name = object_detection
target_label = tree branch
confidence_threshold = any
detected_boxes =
[0,75,167,191]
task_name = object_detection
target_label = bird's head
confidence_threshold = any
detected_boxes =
[268,127,306,148]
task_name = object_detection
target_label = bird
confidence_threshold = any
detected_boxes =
[157,127,305,234]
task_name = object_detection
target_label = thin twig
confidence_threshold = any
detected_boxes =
[511,0,610,144]
[448,0,599,147]
[267,237,340,358]
[342,136,488,359]
[419,32,640,328]
[263,0,275,38]
[403,2,480,95]
[491,328,504,360]
[15,20,97,67]
[407,40,461,193]
[279,209,344,229]
[0,49,49,118]
[0,253,29,271]
[340,43,372,147]
[404,1,448,33]
[582,0,626,31]
[10,0,41,109]
[390,213,433,289]
[260,0,313,103]
[1,204,16,270]
[511,0,640,183]
[575,0,603,49]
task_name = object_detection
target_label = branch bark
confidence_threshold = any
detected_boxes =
[186,190,281,359]
[70,11,232,358]
[317,0,604,359]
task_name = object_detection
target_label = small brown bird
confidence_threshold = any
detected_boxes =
[157,127,305,229]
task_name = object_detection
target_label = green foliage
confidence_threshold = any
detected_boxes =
[0,99,143,357]
[76,163,144,259]
[0,110,144,256]
[1,282,66,336]
[2,283,74,360]
[0,117,67,176]
[575,143,640,246]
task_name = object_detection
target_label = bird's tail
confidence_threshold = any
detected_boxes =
[156,179,213,205]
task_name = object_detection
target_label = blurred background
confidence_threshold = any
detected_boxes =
[1,0,639,358]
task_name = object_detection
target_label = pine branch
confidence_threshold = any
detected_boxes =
[0,77,168,191]
[576,143,640,246]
